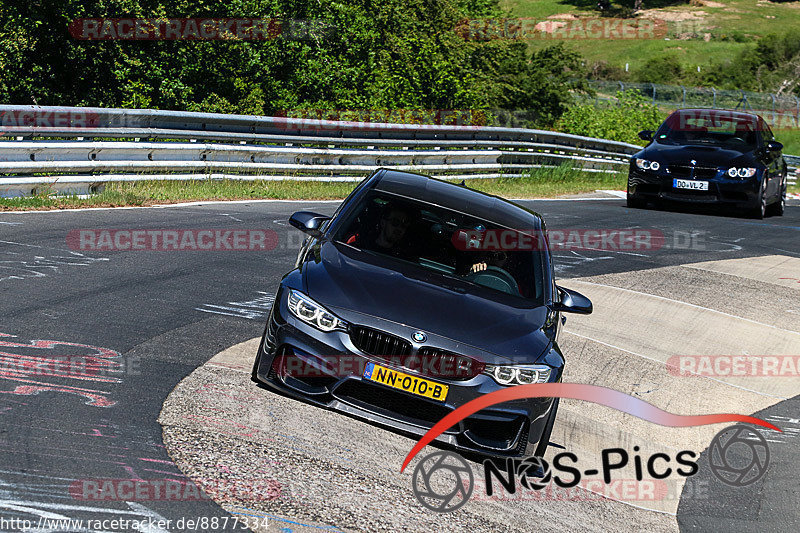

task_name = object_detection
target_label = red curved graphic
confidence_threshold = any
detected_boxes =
[400,383,782,472]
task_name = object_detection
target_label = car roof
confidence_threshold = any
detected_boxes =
[371,169,544,230]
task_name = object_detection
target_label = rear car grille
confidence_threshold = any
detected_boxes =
[350,326,411,357]
[667,165,718,179]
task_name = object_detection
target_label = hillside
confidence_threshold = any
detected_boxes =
[502,0,800,81]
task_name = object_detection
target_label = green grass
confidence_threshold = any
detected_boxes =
[500,0,800,73]
[776,128,800,155]
[0,167,625,211]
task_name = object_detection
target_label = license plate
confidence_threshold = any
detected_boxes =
[673,179,709,191]
[363,362,449,402]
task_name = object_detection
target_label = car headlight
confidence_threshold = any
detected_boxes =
[727,167,756,178]
[287,289,347,332]
[484,364,552,386]
[635,159,660,171]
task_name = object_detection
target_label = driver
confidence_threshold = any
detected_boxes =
[346,202,414,258]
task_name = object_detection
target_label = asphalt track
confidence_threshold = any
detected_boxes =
[1,195,798,532]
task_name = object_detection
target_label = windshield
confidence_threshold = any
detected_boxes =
[333,192,545,304]
[655,111,761,149]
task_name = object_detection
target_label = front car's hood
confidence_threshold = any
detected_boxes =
[301,242,553,363]
[642,142,755,167]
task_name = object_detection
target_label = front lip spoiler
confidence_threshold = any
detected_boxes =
[329,399,461,447]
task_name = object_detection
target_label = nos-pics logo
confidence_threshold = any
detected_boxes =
[410,424,770,512]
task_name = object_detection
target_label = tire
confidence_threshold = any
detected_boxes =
[533,398,559,458]
[626,193,646,209]
[751,183,767,219]
[251,323,269,383]
[769,186,786,217]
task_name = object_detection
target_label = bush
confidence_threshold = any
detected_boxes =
[633,55,684,85]
[555,90,665,145]
[0,0,588,128]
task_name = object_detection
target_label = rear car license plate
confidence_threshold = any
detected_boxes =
[673,179,709,191]
[363,362,449,402]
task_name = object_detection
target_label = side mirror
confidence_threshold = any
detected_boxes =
[638,130,654,142]
[551,286,593,315]
[289,211,331,238]
[766,140,783,152]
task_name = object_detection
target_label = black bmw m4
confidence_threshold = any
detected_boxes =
[252,169,592,458]
[627,108,788,218]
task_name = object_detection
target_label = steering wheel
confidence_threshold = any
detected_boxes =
[465,266,520,296]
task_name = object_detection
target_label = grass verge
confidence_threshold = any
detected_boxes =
[0,166,625,211]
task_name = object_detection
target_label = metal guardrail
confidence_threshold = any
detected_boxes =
[0,105,795,196]
[0,105,638,197]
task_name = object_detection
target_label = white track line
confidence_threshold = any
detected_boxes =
[567,279,800,337]
[562,330,785,399]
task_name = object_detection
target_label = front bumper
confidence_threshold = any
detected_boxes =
[252,296,557,458]
[627,167,761,208]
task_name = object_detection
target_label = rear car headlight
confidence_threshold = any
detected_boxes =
[635,159,660,171]
[727,167,756,178]
[484,364,552,386]
[287,289,347,332]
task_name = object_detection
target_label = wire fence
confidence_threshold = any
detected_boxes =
[583,80,800,131]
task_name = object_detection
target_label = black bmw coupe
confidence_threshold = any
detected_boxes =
[252,169,592,458]
[627,108,788,218]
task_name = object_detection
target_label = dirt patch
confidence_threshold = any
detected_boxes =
[690,0,725,7]
[639,9,708,22]
[546,13,579,20]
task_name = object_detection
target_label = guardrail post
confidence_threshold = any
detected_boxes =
[712,88,716,108]
[651,83,656,105]
[681,86,686,107]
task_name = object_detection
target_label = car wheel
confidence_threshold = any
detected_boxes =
[626,193,646,209]
[752,184,767,219]
[251,323,269,383]
[769,186,786,217]
[533,398,559,458]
